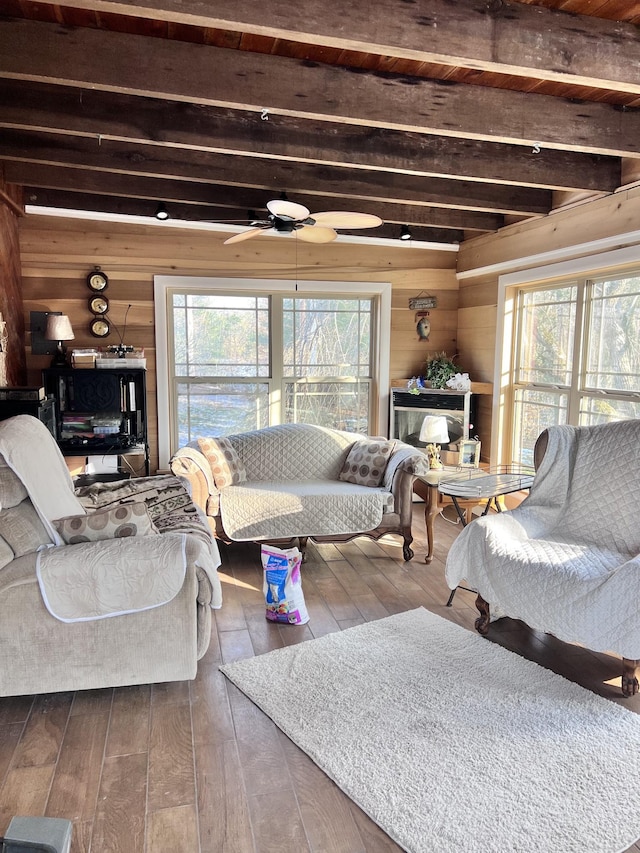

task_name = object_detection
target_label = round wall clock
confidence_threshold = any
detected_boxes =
[87,270,109,292]
[88,295,109,315]
[89,317,111,338]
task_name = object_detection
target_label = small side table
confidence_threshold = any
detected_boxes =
[439,470,534,605]
[414,466,481,564]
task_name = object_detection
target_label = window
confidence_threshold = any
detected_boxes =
[508,272,640,467]
[154,277,391,466]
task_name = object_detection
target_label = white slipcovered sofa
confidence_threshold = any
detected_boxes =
[0,415,222,697]
[170,423,430,561]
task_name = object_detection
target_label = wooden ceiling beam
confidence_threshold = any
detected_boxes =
[24,189,463,243]
[26,0,640,94]
[2,19,640,157]
[0,80,621,193]
[15,166,503,231]
[0,129,552,215]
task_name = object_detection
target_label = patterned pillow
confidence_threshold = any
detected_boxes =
[198,437,247,489]
[339,439,396,487]
[54,502,158,544]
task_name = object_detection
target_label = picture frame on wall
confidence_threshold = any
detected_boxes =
[459,439,481,468]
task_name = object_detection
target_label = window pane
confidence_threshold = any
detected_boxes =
[579,396,640,426]
[283,298,372,376]
[176,381,269,445]
[284,381,370,434]
[173,294,270,378]
[585,277,640,392]
[512,388,567,467]
[518,286,577,385]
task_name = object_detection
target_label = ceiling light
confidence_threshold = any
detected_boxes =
[400,225,411,241]
[155,202,170,221]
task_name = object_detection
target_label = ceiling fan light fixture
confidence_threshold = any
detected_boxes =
[400,225,411,241]
[223,197,382,245]
[155,202,170,221]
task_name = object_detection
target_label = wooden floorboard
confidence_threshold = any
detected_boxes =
[0,506,638,852]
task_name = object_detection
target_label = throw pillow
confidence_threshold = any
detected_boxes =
[54,502,158,544]
[198,436,247,489]
[339,439,396,487]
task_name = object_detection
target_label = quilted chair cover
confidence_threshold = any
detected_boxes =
[445,420,640,659]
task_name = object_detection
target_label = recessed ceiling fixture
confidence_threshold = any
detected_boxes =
[400,225,412,241]
[155,202,170,221]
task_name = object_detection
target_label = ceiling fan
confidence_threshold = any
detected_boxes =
[223,198,383,245]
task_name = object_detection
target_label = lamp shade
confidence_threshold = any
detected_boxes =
[45,314,75,342]
[419,415,449,444]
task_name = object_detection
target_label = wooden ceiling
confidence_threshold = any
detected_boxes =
[1,0,640,245]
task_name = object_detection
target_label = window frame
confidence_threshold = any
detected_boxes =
[494,244,640,466]
[154,276,391,469]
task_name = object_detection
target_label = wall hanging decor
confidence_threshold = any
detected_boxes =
[416,311,431,340]
[87,267,112,337]
[408,292,437,311]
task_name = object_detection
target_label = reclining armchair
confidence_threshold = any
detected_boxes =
[446,419,640,696]
[0,414,221,697]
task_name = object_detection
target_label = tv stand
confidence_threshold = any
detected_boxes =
[43,367,149,476]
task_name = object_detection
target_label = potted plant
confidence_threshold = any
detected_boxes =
[423,351,458,389]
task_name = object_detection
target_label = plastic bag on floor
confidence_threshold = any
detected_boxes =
[261,544,309,624]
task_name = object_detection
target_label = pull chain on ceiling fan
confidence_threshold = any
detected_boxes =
[223,198,383,245]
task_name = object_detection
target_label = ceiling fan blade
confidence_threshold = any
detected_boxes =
[223,226,270,245]
[311,211,383,229]
[296,225,338,244]
[267,199,310,221]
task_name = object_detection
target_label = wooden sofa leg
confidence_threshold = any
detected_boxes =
[298,536,308,562]
[475,594,491,636]
[622,658,640,697]
[402,530,414,562]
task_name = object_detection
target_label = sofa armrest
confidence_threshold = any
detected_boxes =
[169,447,219,518]
[383,444,430,490]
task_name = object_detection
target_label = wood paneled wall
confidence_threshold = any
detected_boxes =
[18,216,458,471]
[0,176,26,386]
[456,184,640,458]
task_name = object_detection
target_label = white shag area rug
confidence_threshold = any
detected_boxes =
[220,607,640,853]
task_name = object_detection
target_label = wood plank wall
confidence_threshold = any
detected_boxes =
[456,184,640,459]
[0,176,26,386]
[17,216,458,472]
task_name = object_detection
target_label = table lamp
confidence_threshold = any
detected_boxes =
[418,415,449,445]
[419,415,449,470]
[45,313,75,367]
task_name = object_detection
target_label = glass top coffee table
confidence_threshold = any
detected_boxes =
[438,470,535,522]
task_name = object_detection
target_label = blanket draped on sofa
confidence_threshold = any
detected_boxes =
[0,416,222,621]
[445,420,640,659]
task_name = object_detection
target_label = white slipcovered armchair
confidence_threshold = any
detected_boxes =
[445,420,640,696]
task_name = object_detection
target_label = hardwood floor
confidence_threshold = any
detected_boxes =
[0,506,639,853]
